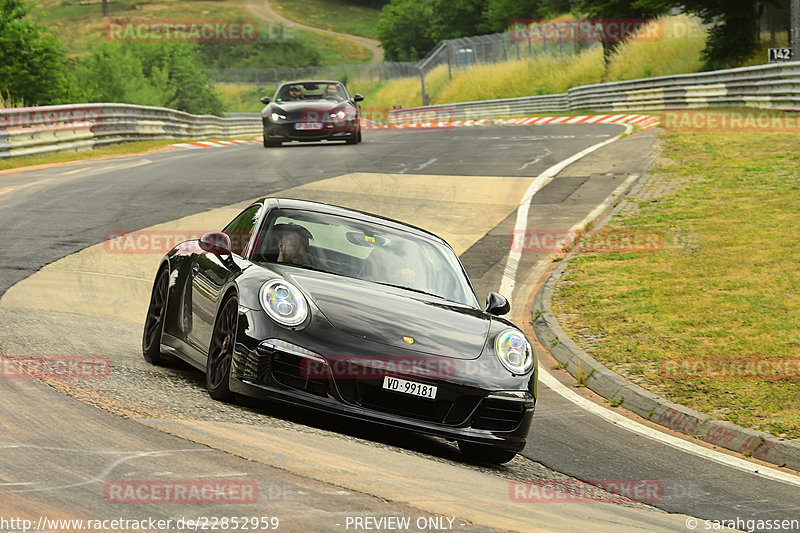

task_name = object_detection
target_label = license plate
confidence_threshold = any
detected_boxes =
[295,122,323,130]
[382,376,437,400]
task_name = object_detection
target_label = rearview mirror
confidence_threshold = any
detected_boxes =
[260,96,270,104]
[199,232,232,256]
[485,292,510,316]
[353,94,364,102]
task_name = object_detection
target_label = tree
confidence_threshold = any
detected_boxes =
[573,0,669,63]
[139,44,224,115]
[377,0,438,61]
[479,0,573,34]
[75,42,224,115]
[0,0,74,105]
[428,0,487,41]
[480,0,542,34]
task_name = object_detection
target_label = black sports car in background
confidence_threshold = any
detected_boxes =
[260,81,363,147]
[142,198,536,464]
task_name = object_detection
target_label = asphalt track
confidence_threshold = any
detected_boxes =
[1,126,798,532]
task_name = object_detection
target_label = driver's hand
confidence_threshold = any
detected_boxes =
[398,268,416,284]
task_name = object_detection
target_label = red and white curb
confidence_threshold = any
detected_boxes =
[361,114,660,131]
[168,115,659,151]
[170,139,259,149]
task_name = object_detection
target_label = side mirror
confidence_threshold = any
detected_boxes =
[199,232,232,256]
[353,94,364,102]
[485,292,510,316]
[260,96,271,104]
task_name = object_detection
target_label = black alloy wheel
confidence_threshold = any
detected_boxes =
[206,296,238,402]
[142,268,169,365]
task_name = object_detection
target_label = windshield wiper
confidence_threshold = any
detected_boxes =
[372,281,446,301]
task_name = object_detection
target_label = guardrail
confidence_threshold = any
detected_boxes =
[0,103,261,159]
[389,62,800,122]
[3,62,798,158]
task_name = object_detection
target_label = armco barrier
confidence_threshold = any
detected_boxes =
[389,62,800,123]
[0,103,261,159]
[3,62,799,157]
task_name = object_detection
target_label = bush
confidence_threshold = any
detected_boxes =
[0,0,75,105]
[75,42,224,115]
[197,24,322,69]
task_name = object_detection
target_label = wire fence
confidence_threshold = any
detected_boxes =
[207,28,599,87]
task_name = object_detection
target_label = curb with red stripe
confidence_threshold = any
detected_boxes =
[168,115,659,151]
[169,139,259,150]
[361,114,660,131]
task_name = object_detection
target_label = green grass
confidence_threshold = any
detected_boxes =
[269,0,381,39]
[216,83,276,113]
[345,15,708,111]
[30,0,371,65]
[552,110,800,439]
[294,26,371,65]
[605,14,706,81]
[33,0,258,56]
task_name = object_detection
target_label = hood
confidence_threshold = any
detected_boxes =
[265,100,350,116]
[282,268,489,360]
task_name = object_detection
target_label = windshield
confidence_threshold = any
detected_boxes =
[252,209,478,307]
[275,82,348,103]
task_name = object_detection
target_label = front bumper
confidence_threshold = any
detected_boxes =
[263,120,358,142]
[231,334,536,452]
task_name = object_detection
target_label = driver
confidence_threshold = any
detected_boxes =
[277,225,312,265]
[288,85,303,100]
[325,83,342,100]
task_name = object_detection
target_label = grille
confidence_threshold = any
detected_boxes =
[357,381,451,423]
[255,344,329,397]
[471,398,526,431]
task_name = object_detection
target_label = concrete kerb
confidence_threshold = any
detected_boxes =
[530,173,800,473]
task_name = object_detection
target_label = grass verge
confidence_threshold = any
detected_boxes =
[31,0,370,65]
[345,15,707,110]
[551,110,800,439]
[269,0,380,39]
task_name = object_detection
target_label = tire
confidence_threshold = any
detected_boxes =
[356,128,362,143]
[206,296,238,402]
[263,131,281,147]
[345,132,358,145]
[458,441,517,465]
[142,268,170,365]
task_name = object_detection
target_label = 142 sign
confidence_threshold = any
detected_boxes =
[768,48,793,64]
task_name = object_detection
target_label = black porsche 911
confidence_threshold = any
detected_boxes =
[142,198,537,463]
[260,81,363,147]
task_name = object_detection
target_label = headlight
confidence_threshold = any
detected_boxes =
[270,112,286,121]
[495,329,534,374]
[259,280,308,327]
[330,110,346,119]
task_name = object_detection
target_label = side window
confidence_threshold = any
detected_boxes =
[223,204,262,256]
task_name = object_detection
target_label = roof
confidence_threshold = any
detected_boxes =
[259,197,447,245]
